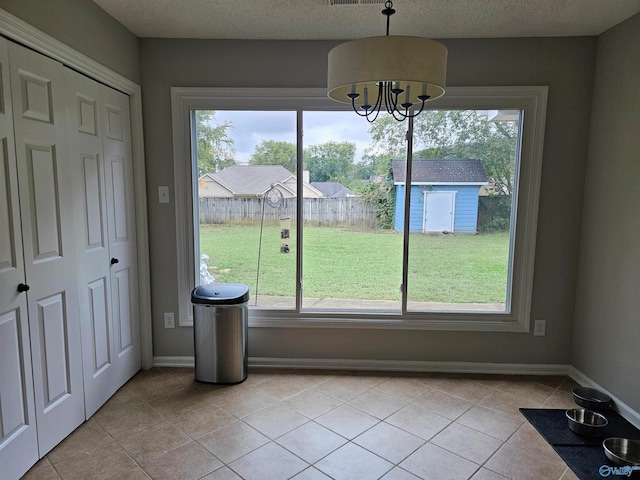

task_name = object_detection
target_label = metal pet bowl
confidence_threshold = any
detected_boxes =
[603,437,640,466]
[566,408,608,437]
[573,386,612,411]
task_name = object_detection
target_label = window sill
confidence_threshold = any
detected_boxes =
[249,309,529,332]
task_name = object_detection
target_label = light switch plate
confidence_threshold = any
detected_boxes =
[534,319,546,336]
[158,185,170,203]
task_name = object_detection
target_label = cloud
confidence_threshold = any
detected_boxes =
[213,111,296,163]
[211,110,375,164]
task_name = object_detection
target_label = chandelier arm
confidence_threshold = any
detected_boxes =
[365,86,383,122]
[350,96,370,117]
[365,108,381,123]
[349,87,382,122]
[409,100,427,118]
[390,106,409,121]
[386,82,404,117]
[373,82,384,112]
[383,82,394,114]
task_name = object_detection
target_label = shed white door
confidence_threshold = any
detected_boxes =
[0,38,39,480]
[8,41,85,456]
[423,191,455,233]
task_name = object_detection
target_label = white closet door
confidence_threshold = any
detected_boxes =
[66,67,140,416]
[0,37,39,480]
[8,42,84,456]
[102,87,140,388]
[65,68,118,417]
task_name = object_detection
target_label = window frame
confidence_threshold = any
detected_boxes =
[171,86,548,332]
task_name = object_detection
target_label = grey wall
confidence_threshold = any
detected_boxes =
[140,36,596,364]
[0,0,140,83]
[572,13,640,413]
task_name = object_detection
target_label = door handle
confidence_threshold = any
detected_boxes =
[17,283,30,293]
[110,258,119,265]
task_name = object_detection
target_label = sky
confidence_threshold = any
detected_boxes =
[211,110,378,164]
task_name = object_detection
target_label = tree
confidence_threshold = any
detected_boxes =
[352,153,396,229]
[249,140,296,172]
[195,111,236,176]
[368,110,518,195]
[304,141,356,184]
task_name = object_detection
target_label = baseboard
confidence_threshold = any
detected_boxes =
[153,355,569,375]
[568,366,640,429]
[153,356,196,367]
[250,357,569,375]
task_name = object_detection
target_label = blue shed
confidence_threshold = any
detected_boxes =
[392,159,488,233]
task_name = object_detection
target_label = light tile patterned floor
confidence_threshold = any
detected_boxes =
[22,368,583,480]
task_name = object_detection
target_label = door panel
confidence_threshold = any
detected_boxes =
[113,268,133,354]
[0,138,17,272]
[76,93,97,135]
[0,308,38,480]
[103,88,140,387]
[0,36,39,480]
[0,310,29,438]
[18,71,53,123]
[65,67,139,416]
[83,154,105,249]
[106,106,123,140]
[109,156,128,241]
[36,293,71,410]
[26,143,61,261]
[88,278,111,375]
[9,40,84,457]
[65,67,117,417]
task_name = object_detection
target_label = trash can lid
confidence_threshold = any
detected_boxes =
[191,284,250,305]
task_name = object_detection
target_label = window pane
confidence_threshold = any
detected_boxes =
[195,110,297,308]
[301,111,403,312]
[401,109,521,312]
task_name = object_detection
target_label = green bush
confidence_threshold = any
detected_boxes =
[478,195,511,232]
[479,217,510,233]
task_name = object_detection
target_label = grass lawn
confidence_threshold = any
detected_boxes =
[199,224,509,304]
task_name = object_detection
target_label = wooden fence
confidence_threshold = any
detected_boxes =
[199,197,379,228]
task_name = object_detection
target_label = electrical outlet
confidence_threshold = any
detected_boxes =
[534,319,546,336]
[164,312,175,329]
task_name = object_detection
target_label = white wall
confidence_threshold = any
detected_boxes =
[572,13,640,413]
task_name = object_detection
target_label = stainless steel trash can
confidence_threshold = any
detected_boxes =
[191,283,249,384]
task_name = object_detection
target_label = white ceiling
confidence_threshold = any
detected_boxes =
[92,0,640,40]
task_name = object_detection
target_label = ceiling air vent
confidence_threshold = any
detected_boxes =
[309,0,386,6]
[321,0,386,5]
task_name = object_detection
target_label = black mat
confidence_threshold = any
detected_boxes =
[520,408,640,480]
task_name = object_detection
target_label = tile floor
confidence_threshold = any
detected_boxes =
[22,368,584,480]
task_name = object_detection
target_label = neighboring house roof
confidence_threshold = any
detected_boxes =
[392,159,488,184]
[207,165,295,196]
[199,172,234,194]
[311,182,355,198]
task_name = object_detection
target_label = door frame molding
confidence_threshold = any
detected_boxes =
[0,8,153,369]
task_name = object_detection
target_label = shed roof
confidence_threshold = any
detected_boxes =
[392,159,488,184]
[209,164,294,195]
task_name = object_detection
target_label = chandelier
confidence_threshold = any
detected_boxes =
[327,0,447,122]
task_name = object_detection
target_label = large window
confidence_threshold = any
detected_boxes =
[172,87,547,331]
[194,110,298,309]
